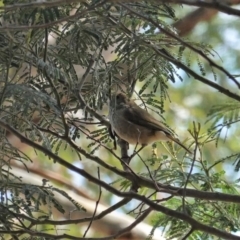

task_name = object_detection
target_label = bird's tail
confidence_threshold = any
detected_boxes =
[168,135,192,154]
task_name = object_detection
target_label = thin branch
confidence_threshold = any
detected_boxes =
[137,152,163,192]
[113,207,152,239]
[2,120,240,204]
[173,0,240,36]
[0,184,239,240]
[2,0,240,18]
[76,93,110,126]
[11,196,131,227]
[120,3,240,89]
[1,0,87,11]
[0,205,152,240]
[182,122,199,212]
[182,227,195,240]
[43,28,48,63]
[153,46,240,101]
[78,57,95,91]
[128,194,153,215]
[10,161,91,199]
[0,1,107,31]
[1,122,240,239]
[83,167,102,237]
[44,74,69,136]
[36,124,138,177]
[104,7,240,102]
[173,8,218,36]
[160,0,240,17]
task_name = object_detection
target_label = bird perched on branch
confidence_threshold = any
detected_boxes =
[108,92,191,153]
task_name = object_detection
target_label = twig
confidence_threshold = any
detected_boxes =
[161,0,240,17]
[2,0,240,18]
[137,152,163,192]
[1,0,89,11]
[182,226,195,240]
[128,191,157,215]
[1,121,240,239]
[83,167,102,237]
[119,3,240,89]
[11,197,131,227]
[106,5,240,101]
[2,120,240,204]
[43,28,48,63]
[76,93,110,127]
[78,57,95,91]
[182,122,199,213]
[44,74,69,136]
[0,1,107,31]
[114,207,152,239]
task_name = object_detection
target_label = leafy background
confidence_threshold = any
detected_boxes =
[1,1,240,239]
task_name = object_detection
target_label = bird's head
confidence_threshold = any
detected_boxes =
[109,92,129,110]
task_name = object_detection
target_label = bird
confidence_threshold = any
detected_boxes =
[108,92,191,153]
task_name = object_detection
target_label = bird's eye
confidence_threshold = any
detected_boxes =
[116,94,120,100]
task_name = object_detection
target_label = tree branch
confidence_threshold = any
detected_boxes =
[120,3,240,89]
[2,121,240,239]
[2,120,240,204]
[0,0,106,31]
[160,0,240,17]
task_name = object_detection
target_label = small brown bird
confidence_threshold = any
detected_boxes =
[109,92,191,153]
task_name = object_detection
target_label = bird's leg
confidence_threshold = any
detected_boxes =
[117,138,130,166]
[130,129,145,159]
[130,144,146,159]
[133,141,139,154]
[108,126,117,150]
[117,138,139,192]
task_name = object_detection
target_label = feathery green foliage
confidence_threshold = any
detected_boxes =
[0,0,239,239]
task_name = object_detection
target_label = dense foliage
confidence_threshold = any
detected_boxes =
[1,1,240,239]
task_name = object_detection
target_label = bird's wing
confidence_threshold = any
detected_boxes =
[123,103,173,136]
[123,102,192,153]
